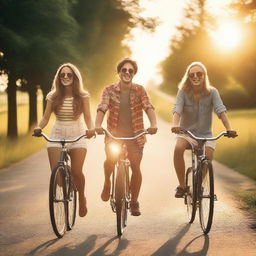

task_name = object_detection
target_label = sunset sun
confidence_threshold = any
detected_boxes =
[211,22,243,50]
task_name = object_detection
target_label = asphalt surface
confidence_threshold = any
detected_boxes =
[0,119,256,256]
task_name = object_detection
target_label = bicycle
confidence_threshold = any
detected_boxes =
[102,129,148,236]
[33,132,88,238]
[181,129,235,234]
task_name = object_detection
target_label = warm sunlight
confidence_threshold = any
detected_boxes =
[211,21,243,50]
[123,0,186,86]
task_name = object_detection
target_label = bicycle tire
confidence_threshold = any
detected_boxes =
[185,167,197,223]
[199,160,214,234]
[66,165,77,230]
[49,165,67,238]
[115,163,127,236]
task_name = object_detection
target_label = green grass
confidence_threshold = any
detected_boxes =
[0,91,53,169]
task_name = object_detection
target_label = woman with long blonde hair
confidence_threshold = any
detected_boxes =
[34,63,95,217]
[171,62,237,198]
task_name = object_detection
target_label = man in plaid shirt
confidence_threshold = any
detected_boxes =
[95,58,157,216]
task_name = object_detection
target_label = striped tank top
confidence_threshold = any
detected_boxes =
[56,97,74,121]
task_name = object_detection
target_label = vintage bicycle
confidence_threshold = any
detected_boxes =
[102,129,148,236]
[33,132,88,238]
[181,129,236,234]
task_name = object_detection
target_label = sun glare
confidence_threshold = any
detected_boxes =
[211,22,242,50]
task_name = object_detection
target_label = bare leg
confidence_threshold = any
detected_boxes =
[101,145,118,201]
[130,162,142,203]
[69,148,87,217]
[205,146,214,160]
[173,138,190,188]
[47,147,61,171]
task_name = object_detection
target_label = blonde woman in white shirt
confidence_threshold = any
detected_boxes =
[34,63,95,217]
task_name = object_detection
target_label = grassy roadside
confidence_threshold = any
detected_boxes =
[149,89,256,214]
[0,91,98,170]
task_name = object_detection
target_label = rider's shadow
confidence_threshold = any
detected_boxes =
[150,224,209,256]
[27,235,98,256]
[177,235,209,256]
[90,236,129,256]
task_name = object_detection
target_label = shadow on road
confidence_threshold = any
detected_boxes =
[150,224,209,256]
[90,235,129,256]
[26,238,59,256]
[26,235,128,256]
[177,235,209,256]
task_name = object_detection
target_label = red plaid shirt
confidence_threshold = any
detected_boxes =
[97,82,154,148]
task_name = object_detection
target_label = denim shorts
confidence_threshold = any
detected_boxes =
[48,119,87,150]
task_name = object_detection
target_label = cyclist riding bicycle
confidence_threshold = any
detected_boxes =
[33,63,95,217]
[171,62,237,198]
[95,58,158,216]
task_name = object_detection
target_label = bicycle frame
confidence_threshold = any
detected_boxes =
[182,129,229,234]
[110,144,131,213]
[33,132,87,237]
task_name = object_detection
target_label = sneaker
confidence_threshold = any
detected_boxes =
[130,201,141,216]
[175,186,186,198]
[101,183,111,202]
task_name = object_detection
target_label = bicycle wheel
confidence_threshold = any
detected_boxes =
[66,166,77,230]
[185,167,197,223]
[49,165,67,238]
[199,160,214,234]
[115,164,127,236]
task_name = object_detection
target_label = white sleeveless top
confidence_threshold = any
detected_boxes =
[56,97,74,121]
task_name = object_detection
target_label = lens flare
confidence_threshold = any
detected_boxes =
[109,142,121,155]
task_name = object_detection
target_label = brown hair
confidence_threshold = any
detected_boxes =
[116,58,138,74]
[46,63,89,120]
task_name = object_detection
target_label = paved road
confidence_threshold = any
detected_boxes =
[0,119,256,256]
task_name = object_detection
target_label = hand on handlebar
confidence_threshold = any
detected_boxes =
[95,127,104,135]
[227,130,238,138]
[86,129,96,139]
[171,126,182,134]
[147,127,158,135]
[33,127,42,137]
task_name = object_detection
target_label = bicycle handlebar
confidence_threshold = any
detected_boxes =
[33,132,87,143]
[181,129,228,141]
[103,129,148,140]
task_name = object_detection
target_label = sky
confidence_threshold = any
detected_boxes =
[124,0,233,86]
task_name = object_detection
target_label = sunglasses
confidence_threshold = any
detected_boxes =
[121,68,135,74]
[188,71,204,78]
[59,72,73,79]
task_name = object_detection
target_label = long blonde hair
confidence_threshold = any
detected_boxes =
[178,62,211,99]
[46,63,89,119]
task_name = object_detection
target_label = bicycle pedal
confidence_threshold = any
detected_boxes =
[214,194,218,201]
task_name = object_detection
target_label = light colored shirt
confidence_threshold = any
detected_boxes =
[56,97,74,121]
[173,87,226,137]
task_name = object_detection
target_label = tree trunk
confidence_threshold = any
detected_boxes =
[28,85,37,129]
[7,75,18,139]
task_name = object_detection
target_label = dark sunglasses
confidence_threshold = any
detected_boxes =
[59,72,73,79]
[121,68,135,74]
[188,71,204,78]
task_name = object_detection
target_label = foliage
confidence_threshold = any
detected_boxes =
[160,0,256,108]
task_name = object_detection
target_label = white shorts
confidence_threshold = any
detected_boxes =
[48,119,87,150]
[177,134,216,150]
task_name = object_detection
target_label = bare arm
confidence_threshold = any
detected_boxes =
[219,112,232,130]
[35,100,53,130]
[171,112,181,133]
[219,112,237,137]
[172,112,181,127]
[82,97,94,130]
[95,111,105,134]
[146,108,157,128]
